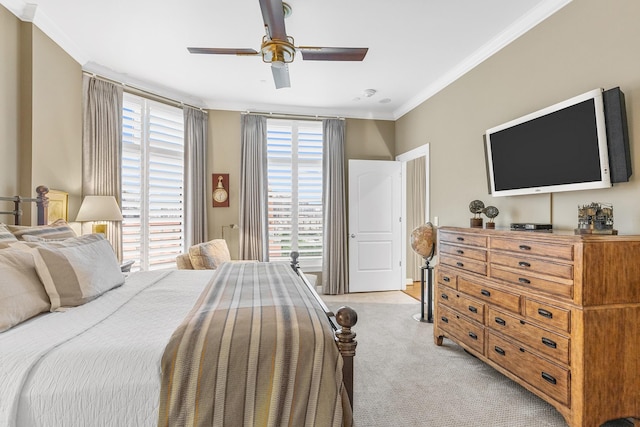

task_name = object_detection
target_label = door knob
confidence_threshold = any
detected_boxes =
[350,234,356,238]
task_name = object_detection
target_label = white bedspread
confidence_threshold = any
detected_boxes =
[0,269,216,427]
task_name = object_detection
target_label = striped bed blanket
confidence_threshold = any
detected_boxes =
[158,262,352,427]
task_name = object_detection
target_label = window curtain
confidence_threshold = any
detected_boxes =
[183,107,208,248]
[322,119,348,295]
[406,156,426,281]
[239,114,268,261]
[82,76,124,260]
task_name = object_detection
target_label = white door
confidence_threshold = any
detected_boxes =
[348,160,402,292]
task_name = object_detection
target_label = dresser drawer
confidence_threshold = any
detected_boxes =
[524,299,571,333]
[458,277,521,314]
[488,307,569,365]
[440,254,487,276]
[488,332,570,406]
[440,243,487,262]
[437,305,485,354]
[436,268,457,288]
[490,252,573,280]
[437,284,485,324]
[440,231,487,248]
[490,237,574,261]
[491,265,573,299]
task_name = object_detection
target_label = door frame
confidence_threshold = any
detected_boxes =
[396,144,430,287]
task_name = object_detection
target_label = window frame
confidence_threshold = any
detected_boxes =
[266,118,323,271]
[121,92,185,271]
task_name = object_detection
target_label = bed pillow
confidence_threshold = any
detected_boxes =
[176,253,194,270]
[0,224,19,248]
[28,233,125,311]
[188,239,231,270]
[0,248,51,332]
[7,219,77,241]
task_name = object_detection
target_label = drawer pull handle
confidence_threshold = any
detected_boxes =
[457,237,464,241]
[443,276,451,282]
[518,277,531,284]
[456,262,464,267]
[519,245,532,251]
[481,289,491,297]
[541,372,557,385]
[495,317,506,326]
[468,306,478,313]
[441,316,449,323]
[494,346,505,356]
[542,337,557,349]
[441,293,449,300]
[456,249,464,255]
[518,261,531,268]
[537,308,553,319]
[468,332,478,340]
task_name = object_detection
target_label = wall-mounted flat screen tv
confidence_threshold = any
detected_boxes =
[485,88,611,197]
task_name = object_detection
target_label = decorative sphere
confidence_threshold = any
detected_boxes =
[410,222,436,259]
[484,205,499,219]
[469,200,485,214]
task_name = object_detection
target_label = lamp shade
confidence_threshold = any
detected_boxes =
[75,196,123,222]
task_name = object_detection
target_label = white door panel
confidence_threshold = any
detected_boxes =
[348,160,402,292]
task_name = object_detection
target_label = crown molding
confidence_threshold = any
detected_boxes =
[393,0,573,120]
[1,0,90,64]
[0,0,29,18]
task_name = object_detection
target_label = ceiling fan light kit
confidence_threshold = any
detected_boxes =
[187,0,369,89]
[261,36,295,64]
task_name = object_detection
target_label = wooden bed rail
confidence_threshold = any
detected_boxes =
[289,251,358,407]
[0,185,49,225]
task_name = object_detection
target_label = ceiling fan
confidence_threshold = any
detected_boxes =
[187,0,369,89]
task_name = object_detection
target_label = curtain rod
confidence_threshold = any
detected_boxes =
[242,111,344,121]
[82,71,207,113]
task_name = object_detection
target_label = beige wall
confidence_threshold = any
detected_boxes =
[31,27,83,219]
[0,6,21,197]
[1,6,82,225]
[207,110,242,258]
[396,0,640,234]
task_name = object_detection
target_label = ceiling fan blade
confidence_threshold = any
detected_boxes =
[187,47,259,56]
[298,47,369,61]
[259,0,288,40]
[271,63,291,89]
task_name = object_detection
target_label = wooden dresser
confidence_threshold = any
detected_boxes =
[433,226,640,427]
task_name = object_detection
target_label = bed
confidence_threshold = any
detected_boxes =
[0,187,357,427]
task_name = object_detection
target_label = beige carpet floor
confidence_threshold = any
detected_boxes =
[321,291,633,427]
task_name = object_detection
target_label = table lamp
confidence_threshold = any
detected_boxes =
[75,195,123,235]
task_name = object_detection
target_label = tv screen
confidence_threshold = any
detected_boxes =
[485,89,611,197]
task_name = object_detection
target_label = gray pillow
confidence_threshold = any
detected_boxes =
[27,234,125,311]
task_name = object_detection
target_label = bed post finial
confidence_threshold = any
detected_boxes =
[35,186,49,225]
[335,306,358,406]
[290,251,300,270]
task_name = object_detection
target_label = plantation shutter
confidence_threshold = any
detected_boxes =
[267,119,323,269]
[121,93,185,271]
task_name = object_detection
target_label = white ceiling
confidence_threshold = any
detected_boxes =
[3,0,570,120]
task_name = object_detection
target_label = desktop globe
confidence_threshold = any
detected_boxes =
[410,222,436,323]
[410,222,435,259]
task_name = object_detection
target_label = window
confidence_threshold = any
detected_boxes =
[267,119,323,269]
[121,93,185,271]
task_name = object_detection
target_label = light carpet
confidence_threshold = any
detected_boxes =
[321,291,633,427]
